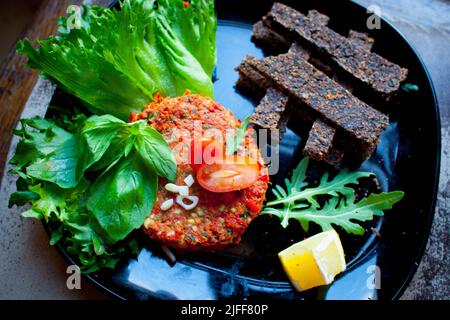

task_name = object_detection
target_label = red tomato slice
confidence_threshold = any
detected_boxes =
[189,138,224,172]
[197,156,260,193]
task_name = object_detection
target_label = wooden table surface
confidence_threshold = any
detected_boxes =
[0,0,448,299]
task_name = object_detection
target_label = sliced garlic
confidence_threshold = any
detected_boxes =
[177,185,189,196]
[176,195,199,211]
[160,199,174,211]
[165,183,180,193]
[184,174,195,187]
[165,183,189,196]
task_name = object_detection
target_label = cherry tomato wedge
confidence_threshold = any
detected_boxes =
[197,156,260,193]
[189,138,224,172]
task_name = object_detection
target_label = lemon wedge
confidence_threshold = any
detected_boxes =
[278,230,346,292]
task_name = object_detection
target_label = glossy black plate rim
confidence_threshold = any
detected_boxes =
[346,0,441,299]
[41,0,441,300]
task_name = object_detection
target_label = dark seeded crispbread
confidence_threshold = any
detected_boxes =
[263,2,408,98]
[241,51,389,158]
[252,21,291,54]
[304,119,344,166]
[237,54,345,166]
[304,119,335,160]
[348,30,374,52]
[250,88,290,139]
[306,9,330,26]
[235,62,272,100]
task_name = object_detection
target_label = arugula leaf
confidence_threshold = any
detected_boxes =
[264,192,404,235]
[262,157,405,235]
[17,0,217,120]
[226,116,251,155]
[267,157,373,208]
[87,154,157,244]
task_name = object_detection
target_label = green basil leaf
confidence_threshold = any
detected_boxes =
[134,123,177,182]
[87,154,157,244]
[10,113,174,273]
[81,115,126,160]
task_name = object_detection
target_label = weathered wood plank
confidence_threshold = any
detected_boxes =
[0,0,82,181]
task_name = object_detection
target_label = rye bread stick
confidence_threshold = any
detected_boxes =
[263,3,408,98]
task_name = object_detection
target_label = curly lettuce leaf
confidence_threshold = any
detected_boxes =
[17,0,217,120]
[9,118,73,172]
[16,181,139,273]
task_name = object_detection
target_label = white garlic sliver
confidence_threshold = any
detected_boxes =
[160,199,174,211]
[176,195,199,211]
[184,174,195,187]
[165,183,189,196]
[177,185,189,196]
[165,183,180,193]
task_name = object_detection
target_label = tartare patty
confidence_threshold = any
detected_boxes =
[133,93,269,251]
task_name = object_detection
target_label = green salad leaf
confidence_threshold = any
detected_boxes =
[267,158,373,208]
[8,191,40,208]
[134,124,177,181]
[9,118,73,172]
[9,114,176,272]
[26,135,91,189]
[17,0,217,120]
[262,157,405,235]
[87,154,157,245]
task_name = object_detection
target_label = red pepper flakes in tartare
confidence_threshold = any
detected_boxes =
[135,93,269,252]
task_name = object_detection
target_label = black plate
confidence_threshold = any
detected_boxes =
[44,0,440,300]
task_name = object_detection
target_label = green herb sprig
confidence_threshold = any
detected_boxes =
[262,158,404,235]
[226,116,250,155]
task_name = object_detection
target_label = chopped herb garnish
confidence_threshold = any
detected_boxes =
[401,83,419,93]
[226,116,251,155]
